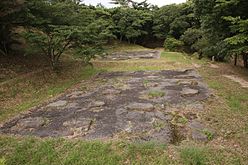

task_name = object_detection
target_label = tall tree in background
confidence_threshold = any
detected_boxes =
[0,0,25,55]
[218,0,248,68]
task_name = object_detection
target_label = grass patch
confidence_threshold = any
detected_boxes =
[148,90,165,98]
[105,41,150,53]
[198,65,248,163]
[161,51,192,64]
[180,146,208,165]
[0,136,172,165]
[0,63,101,122]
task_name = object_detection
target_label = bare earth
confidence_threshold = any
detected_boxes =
[223,74,248,88]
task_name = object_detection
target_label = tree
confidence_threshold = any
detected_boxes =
[23,0,114,69]
[180,28,202,52]
[0,0,25,55]
[164,37,184,51]
[224,17,248,68]
[111,8,152,43]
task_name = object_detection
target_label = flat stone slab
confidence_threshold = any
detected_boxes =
[0,69,210,143]
[180,88,199,96]
[47,100,67,107]
[127,103,154,111]
[102,50,160,60]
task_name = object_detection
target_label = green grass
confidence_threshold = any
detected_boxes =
[0,64,101,122]
[105,41,150,53]
[161,51,192,64]
[0,137,172,165]
[0,136,243,165]
[180,147,208,165]
[148,90,165,98]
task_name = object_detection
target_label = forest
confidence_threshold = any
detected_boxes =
[1,0,248,165]
[1,0,248,69]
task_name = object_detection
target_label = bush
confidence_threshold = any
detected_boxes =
[180,28,202,52]
[164,37,184,51]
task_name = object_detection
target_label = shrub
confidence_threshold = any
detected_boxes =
[164,37,184,51]
[180,28,202,52]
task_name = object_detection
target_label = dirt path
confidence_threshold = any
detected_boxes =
[223,75,248,88]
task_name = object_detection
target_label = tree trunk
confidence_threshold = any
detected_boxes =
[243,53,248,68]
[234,54,237,66]
[198,52,203,59]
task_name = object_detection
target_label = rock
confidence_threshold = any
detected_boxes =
[90,101,105,107]
[189,120,214,142]
[90,107,104,113]
[181,88,199,96]
[116,108,127,116]
[191,130,209,142]
[126,111,147,121]
[47,100,67,107]
[178,80,198,86]
[189,120,205,130]
[125,121,133,133]
[127,103,154,111]
[67,91,84,99]
[128,78,142,83]
[65,102,79,109]
[154,111,167,120]
[14,117,46,130]
[63,118,93,131]
[185,103,204,111]
[102,89,121,95]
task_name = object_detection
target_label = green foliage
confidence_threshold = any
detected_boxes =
[111,7,152,43]
[148,90,165,98]
[153,2,197,40]
[2,0,248,68]
[24,25,78,69]
[180,147,208,165]
[0,158,6,165]
[23,0,114,69]
[0,0,25,55]
[180,28,202,51]
[202,129,214,140]
[164,37,184,51]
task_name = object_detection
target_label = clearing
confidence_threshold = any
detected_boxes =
[0,47,248,165]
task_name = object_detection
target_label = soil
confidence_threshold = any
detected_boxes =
[223,75,248,88]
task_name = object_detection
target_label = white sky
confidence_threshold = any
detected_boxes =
[83,0,187,8]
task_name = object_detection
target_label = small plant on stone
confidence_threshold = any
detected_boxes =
[0,158,6,165]
[152,119,166,131]
[202,129,214,140]
[148,90,165,98]
[143,80,149,88]
[177,116,188,125]
[171,112,188,127]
